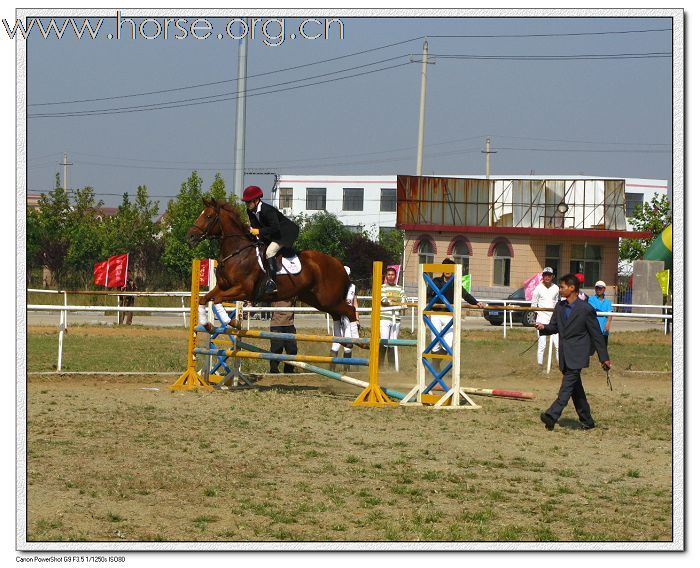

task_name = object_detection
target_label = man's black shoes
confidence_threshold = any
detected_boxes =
[540,412,556,431]
[580,422,596,430]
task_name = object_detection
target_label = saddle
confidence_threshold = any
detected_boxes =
[255,246,302,275]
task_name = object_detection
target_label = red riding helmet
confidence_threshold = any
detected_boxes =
[242,185,263,202]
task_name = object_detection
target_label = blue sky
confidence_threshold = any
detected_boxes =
[24,14,673,211]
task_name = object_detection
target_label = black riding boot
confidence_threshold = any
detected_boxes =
[264,258,278,294]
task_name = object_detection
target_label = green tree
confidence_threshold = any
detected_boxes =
[294,211,354,259]
[378,228,405,264]
[34,179,71,286]
[160,171,240,284]
[619,193,672,263]
[342,233,396,291]
[63,186,105,288]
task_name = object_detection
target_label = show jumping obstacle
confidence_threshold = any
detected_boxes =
[171,259,534,406]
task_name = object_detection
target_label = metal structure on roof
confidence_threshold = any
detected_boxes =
[397,175,628,232]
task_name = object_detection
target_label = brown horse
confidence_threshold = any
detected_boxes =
[186,198,358,330]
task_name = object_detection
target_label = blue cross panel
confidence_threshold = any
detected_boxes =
[422,358,452,393]
[209,306,240,376]
[421,272,456,392]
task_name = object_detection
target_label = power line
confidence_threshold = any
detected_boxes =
[29,61,413,118]
[428,27,671,39]
[495,146,670,154]
[29,36,423,107]
[29,27,670,107]
[430,51,671,60]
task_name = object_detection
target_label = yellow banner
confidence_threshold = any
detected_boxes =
[656,269,670,296]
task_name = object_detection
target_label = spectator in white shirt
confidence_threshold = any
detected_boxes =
[531,267,560,369]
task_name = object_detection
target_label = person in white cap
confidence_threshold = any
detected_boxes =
[330,266,360,371]
[588,280,613,346]
[531,267,560,370]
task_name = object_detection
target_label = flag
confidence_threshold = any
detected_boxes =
[93,260,108,287]
[523,272,543,301]
[106,253,129,288]
[199,259,210,286]
[461,273,472,293]
[656,269,670,296]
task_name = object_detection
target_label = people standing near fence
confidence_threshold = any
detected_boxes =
[330,266,360,371]
[536,273,611,431]
[588,280,613,347]
[532,267,560,370]
[118,271,137,325]
[269,299,298,374]
[379,266,405,368]
[427,259,486,359]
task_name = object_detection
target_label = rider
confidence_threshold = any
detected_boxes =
[242,185,300,294]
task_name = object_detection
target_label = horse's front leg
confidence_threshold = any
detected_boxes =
[199,285,248,332]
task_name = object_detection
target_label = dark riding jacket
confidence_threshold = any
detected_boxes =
[247,201,300,249]
[428,276,479,312]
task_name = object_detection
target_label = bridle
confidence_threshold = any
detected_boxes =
[190,206,260,265]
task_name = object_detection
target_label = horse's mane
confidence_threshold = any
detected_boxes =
[216,199,249,232]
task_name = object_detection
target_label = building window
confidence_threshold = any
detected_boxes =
[380,188,397,212]
[625,192,644,217]
[418,239,434,265]
[545,244,561,277]
[493,242,511,286]
[342,188,364,211]
[278,187,293,209]
[569,244,602,286]
[452,240,470,275]
[306,188,326,210]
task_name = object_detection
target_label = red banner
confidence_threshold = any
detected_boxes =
[93,260,108,287]
[199,259,210,287]
[106,253,129,288]
[93,254,129,288]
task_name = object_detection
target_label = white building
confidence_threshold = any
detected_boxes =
[271,174,668,236]
[271,175,398,239]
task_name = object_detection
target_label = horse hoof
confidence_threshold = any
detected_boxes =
[203,323,214,334]
[231,318,242,329]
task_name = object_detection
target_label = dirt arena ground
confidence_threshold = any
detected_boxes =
[24,325,674,543]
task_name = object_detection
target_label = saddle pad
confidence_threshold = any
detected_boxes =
[256,248,302,275]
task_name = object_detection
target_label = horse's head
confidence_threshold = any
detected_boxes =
[186,198,222,246]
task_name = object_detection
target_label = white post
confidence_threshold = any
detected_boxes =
[503,301,507,338]
[326,313,330,334]
[392,311,399,372]
[546,335,553,374]
[57,309,65,371]
[115,295,120,325]
[411,306,415,333]
[63,291,68,329]
[181,296,187,328]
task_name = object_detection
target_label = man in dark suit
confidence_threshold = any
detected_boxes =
[242,185,300,294]
[535,273,612,431]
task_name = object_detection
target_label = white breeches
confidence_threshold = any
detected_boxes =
[429,315,453,353]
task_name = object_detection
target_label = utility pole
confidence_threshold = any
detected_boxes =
[482,137,497,226]
[233,29,248,200]
[415,39,429,177]
[60,152,72,192]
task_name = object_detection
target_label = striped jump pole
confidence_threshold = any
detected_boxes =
[233,339,424,402]
[197,326,416,348]
[194,347,369,367]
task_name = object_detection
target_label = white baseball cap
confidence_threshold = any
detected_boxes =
[542,266,554,274]
[594,280,606,288]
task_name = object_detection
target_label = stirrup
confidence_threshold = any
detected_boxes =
[265,278,278,294]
